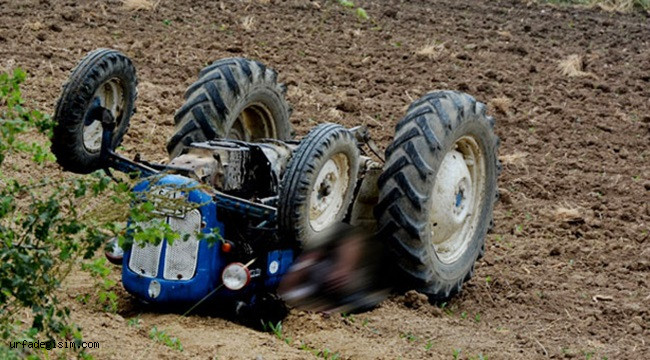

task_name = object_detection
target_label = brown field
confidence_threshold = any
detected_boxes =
[1,0,649,358]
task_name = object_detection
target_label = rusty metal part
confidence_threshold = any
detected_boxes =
[168,148,220,185]
[349,157,381,232]
[349,125,385,163]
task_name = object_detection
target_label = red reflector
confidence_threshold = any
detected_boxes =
[221,242,232,253]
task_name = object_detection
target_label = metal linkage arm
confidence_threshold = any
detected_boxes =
[213,191,277,222]
[98,108,182,178]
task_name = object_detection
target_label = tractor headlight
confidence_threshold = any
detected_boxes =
[148,280,161,299]
[222,263,250,291]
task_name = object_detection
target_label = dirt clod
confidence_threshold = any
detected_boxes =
[401,290,430,309]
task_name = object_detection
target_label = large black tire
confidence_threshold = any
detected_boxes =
[278,124,360,246]
[51,48,137,174]
[375,90,500,301]
[167,58,292,158]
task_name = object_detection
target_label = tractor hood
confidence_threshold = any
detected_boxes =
[122,174,224,305]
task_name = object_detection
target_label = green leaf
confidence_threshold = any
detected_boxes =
[356,7,369,20]
[338,0,355,8]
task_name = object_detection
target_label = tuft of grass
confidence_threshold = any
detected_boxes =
[515,224,523,233]
[553,206,583,223]
[543,0,591,4]
[336,0,370,21]
[338,0,355,8]
[558,54,594,78]
[266,322,343,359]
[241,16,255,31]
[583,350,595,359]
[356,7,369,20]
[488,97,512,115]
[267,321,289,343]
[121,0,157,11]
[439,301,455,316]
[149,327,183,351]
[341,313,355,323]
[127,316,142,328]
[416,41,446,60]
[499,151,528,168]
[399,332,418,342]
[299,341,341,359]
[319,348,341,360]
[425,340,434,351]
[593,0,649,11]
[539,0,649,12]
[265,321,293,345]
[453,348,462,360]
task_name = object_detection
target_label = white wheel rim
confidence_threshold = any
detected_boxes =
[83,78,125,152]
[429,136,485,264]
[309,153,350,232]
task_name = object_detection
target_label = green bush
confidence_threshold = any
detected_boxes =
[0,68,114,358]
[0,69,188,358]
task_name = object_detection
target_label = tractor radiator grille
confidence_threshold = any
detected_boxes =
[163,209,202,280]
[128,209,202,280]
[128,221,163,278]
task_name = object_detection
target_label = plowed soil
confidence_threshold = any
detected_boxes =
[1,0,649,359]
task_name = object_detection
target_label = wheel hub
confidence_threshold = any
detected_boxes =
[309,153,350,232]
[83,78,124,152]
[429,136,484,264]
[229,103,277,141]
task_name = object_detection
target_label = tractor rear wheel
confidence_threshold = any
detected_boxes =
[375,91,500,301]
[167,58,293,158]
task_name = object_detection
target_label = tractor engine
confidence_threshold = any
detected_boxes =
[167,140,296,201]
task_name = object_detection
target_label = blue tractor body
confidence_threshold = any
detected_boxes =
[121,174,294,308]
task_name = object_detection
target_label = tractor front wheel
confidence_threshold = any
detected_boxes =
[51,48,137,174]
[278,123,360,246]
